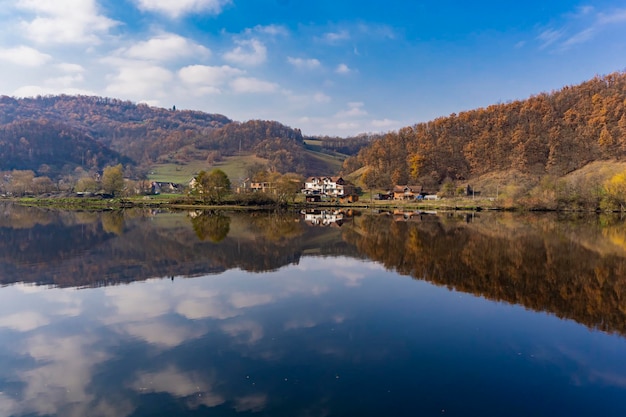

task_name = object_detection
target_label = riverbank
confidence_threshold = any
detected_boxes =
[4,194,520,212]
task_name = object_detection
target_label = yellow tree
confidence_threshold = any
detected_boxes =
[101,164,124,196]
[602,172,626,211]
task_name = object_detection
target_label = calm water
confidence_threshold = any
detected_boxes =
[1,205,626,416]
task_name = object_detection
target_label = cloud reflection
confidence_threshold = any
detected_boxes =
[0,258,374,416]
[8,333,134,417]
[0,311,50,332]
[130,365,225,408]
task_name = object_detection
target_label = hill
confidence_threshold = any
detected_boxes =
[0,119,129,178]
[0,96,352,181]
[349,71,626,191]
[0,95,232,167]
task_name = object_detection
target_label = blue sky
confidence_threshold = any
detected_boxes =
[0,0,625,136]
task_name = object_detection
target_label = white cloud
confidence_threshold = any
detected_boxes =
[323,30,350,43]
[335,63,351,74]
[105,62,173,99]
[336,101,367,118]
[357,23,396,40]
[536,5,626,51]
[313,92,331,103]
[123,33,211,62]
[537,28,564,49]
[223,39,267,66]
[371,118,399,128]
[598,9,626,24]
[230,77,278,94]
[335,121,360,130]
[45,73,85,88]
[562,28,595,48]
[0,46,51,67]
[179,64,244,89]
[13,85,96,97]
[16,0,118,44]
[246,24,289,36]
[56,63,85,73]
[132,0,231,18]
[287,57,321,69]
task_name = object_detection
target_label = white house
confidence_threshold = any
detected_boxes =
[302,176,350,197]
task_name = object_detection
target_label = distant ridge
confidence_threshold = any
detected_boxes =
[348,71,626,189]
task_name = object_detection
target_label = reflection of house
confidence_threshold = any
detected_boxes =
[303,176,355,197]
[301,210,344,226]
[392,209,438,222]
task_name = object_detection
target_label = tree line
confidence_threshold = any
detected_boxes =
[347,72,626,190]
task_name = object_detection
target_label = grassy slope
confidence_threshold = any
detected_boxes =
[148,154,269,184]
[149,149,345,184]
[469,160,626,198]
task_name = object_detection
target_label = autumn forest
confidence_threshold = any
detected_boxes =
[2,71,626,208]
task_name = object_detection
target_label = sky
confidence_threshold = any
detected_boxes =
[0,1,625,136]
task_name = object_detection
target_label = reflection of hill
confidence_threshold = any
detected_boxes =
[0,205,359,287]
[344,212,626,336]
[4,205,626,337]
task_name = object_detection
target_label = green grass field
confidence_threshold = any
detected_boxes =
[148,154,269,184]
[149,149,345,184]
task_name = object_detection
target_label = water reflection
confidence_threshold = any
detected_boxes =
[2,257,626,416]
[2,204,626,338]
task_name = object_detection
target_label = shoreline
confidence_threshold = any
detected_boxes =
[1,195,610,213]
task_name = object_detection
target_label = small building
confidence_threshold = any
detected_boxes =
[303,176,348,197]
[393,185,423,200]
[340,194,359,204]
[250,182,273,193]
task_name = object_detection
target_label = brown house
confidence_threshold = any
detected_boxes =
[393,185,423,200]
[339,194,359,203]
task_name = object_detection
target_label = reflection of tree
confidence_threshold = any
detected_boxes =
[191,211,231,242]
[11,206,626,339]
[248,211,304,241]
[345,213,626,336]
[101,211,125,235]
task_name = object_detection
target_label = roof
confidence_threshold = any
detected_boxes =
[393,185,423,193]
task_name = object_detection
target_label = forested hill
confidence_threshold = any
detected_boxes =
[0,120,129,178]
[0,95,359,178]
[348,71,626,188]
[0,95,232,168]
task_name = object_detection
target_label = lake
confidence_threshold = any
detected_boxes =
[1,204,626,416]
